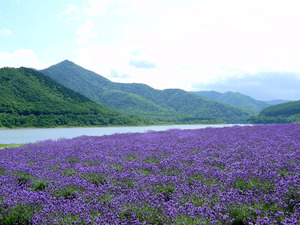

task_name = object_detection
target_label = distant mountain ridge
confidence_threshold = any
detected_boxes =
[248,100,300,124]
[191,91,290,114]
[0,67,142,128]
[41,60,251,124]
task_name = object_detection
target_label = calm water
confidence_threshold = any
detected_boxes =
[0,124,239,144]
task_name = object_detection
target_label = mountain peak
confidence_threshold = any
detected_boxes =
[0,67,139,127]
[59,59,76,65]
[41,61,251,124]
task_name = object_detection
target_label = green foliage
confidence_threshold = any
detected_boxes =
[0,169,7,176]
[54,186,84,199]
[30,180,48,191]
[175,216,211,225]
[233,177,275,193]
[0,144,23,148]
[126,154,138,161]
[137,168,152,175]
[145,157,161,164]
[247,100,300,124]
[260,100,300,117]
[82,173,107,186]
[227,205,252,225]
[61,169,77,176]
[152,184,175,198]
[191,91,291,115]
[0,204,42,225]
[41,60,251,124]
[120,203,173,225]
[14,172,32,186]
[0,67,144,128]
[113,163,123,172]
[191,91,271,114]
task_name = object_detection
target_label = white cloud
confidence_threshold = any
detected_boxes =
[0,27,13,36]
[76,20,97,45]
[67,0,300,95]
[113,0,153,15]
[58,0,113,21]
[74,43,131,76]
[83,0,113,17]
[58,4,83,21]
[0,49,47,69]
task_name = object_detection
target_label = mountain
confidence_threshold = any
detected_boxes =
[191,91,290,114]
[247,100,300,124]
[0,67,143,128]
[41,60,251,124]
[264,99,290,105]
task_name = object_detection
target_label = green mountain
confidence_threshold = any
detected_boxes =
[191,91,290,114]
[247,100,300,124]
[0,67,143,128]
[41,60,251,124]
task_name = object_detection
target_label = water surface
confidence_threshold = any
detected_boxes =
[0,124,239,144]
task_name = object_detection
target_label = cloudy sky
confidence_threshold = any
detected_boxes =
[1,0,300,101]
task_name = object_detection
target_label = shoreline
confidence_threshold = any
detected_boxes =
[0,122,229,130]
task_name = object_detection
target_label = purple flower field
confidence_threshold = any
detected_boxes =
[0,124,299,224]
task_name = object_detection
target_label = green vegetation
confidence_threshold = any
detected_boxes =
[191,90,290,114]
[30,180,48,192]
[0,67,146,128]
[248,100,300,124]
[0,204,43,225]
[41,60,251,123]
[0,144,23,148]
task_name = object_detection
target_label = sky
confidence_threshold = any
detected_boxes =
[1,0,300,101]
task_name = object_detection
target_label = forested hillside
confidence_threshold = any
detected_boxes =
[41,60,251,123]
[247,100,300,124]
[0,67,144,128]
[191,91,290,114]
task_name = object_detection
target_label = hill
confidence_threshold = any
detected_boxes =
[0,67,143,128]
[41,60,251,124]
[247,100,300,124]
[191,91,290,114]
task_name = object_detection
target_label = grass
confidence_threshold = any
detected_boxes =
[0,144,24,149]
[54,186,85,199]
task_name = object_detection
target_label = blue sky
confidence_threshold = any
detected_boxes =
[1,0,300,100]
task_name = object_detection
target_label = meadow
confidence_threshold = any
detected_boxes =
[0,124,299,224]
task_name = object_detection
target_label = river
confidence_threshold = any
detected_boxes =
[0,124,241,144]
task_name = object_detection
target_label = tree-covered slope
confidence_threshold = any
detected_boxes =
[41,61,170,116]
[0,67,143,128]
[247,100,300,124]
[191,91,290,114]
[41,60,251,123]
[260,100,300,117]
[151,89,250,123]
